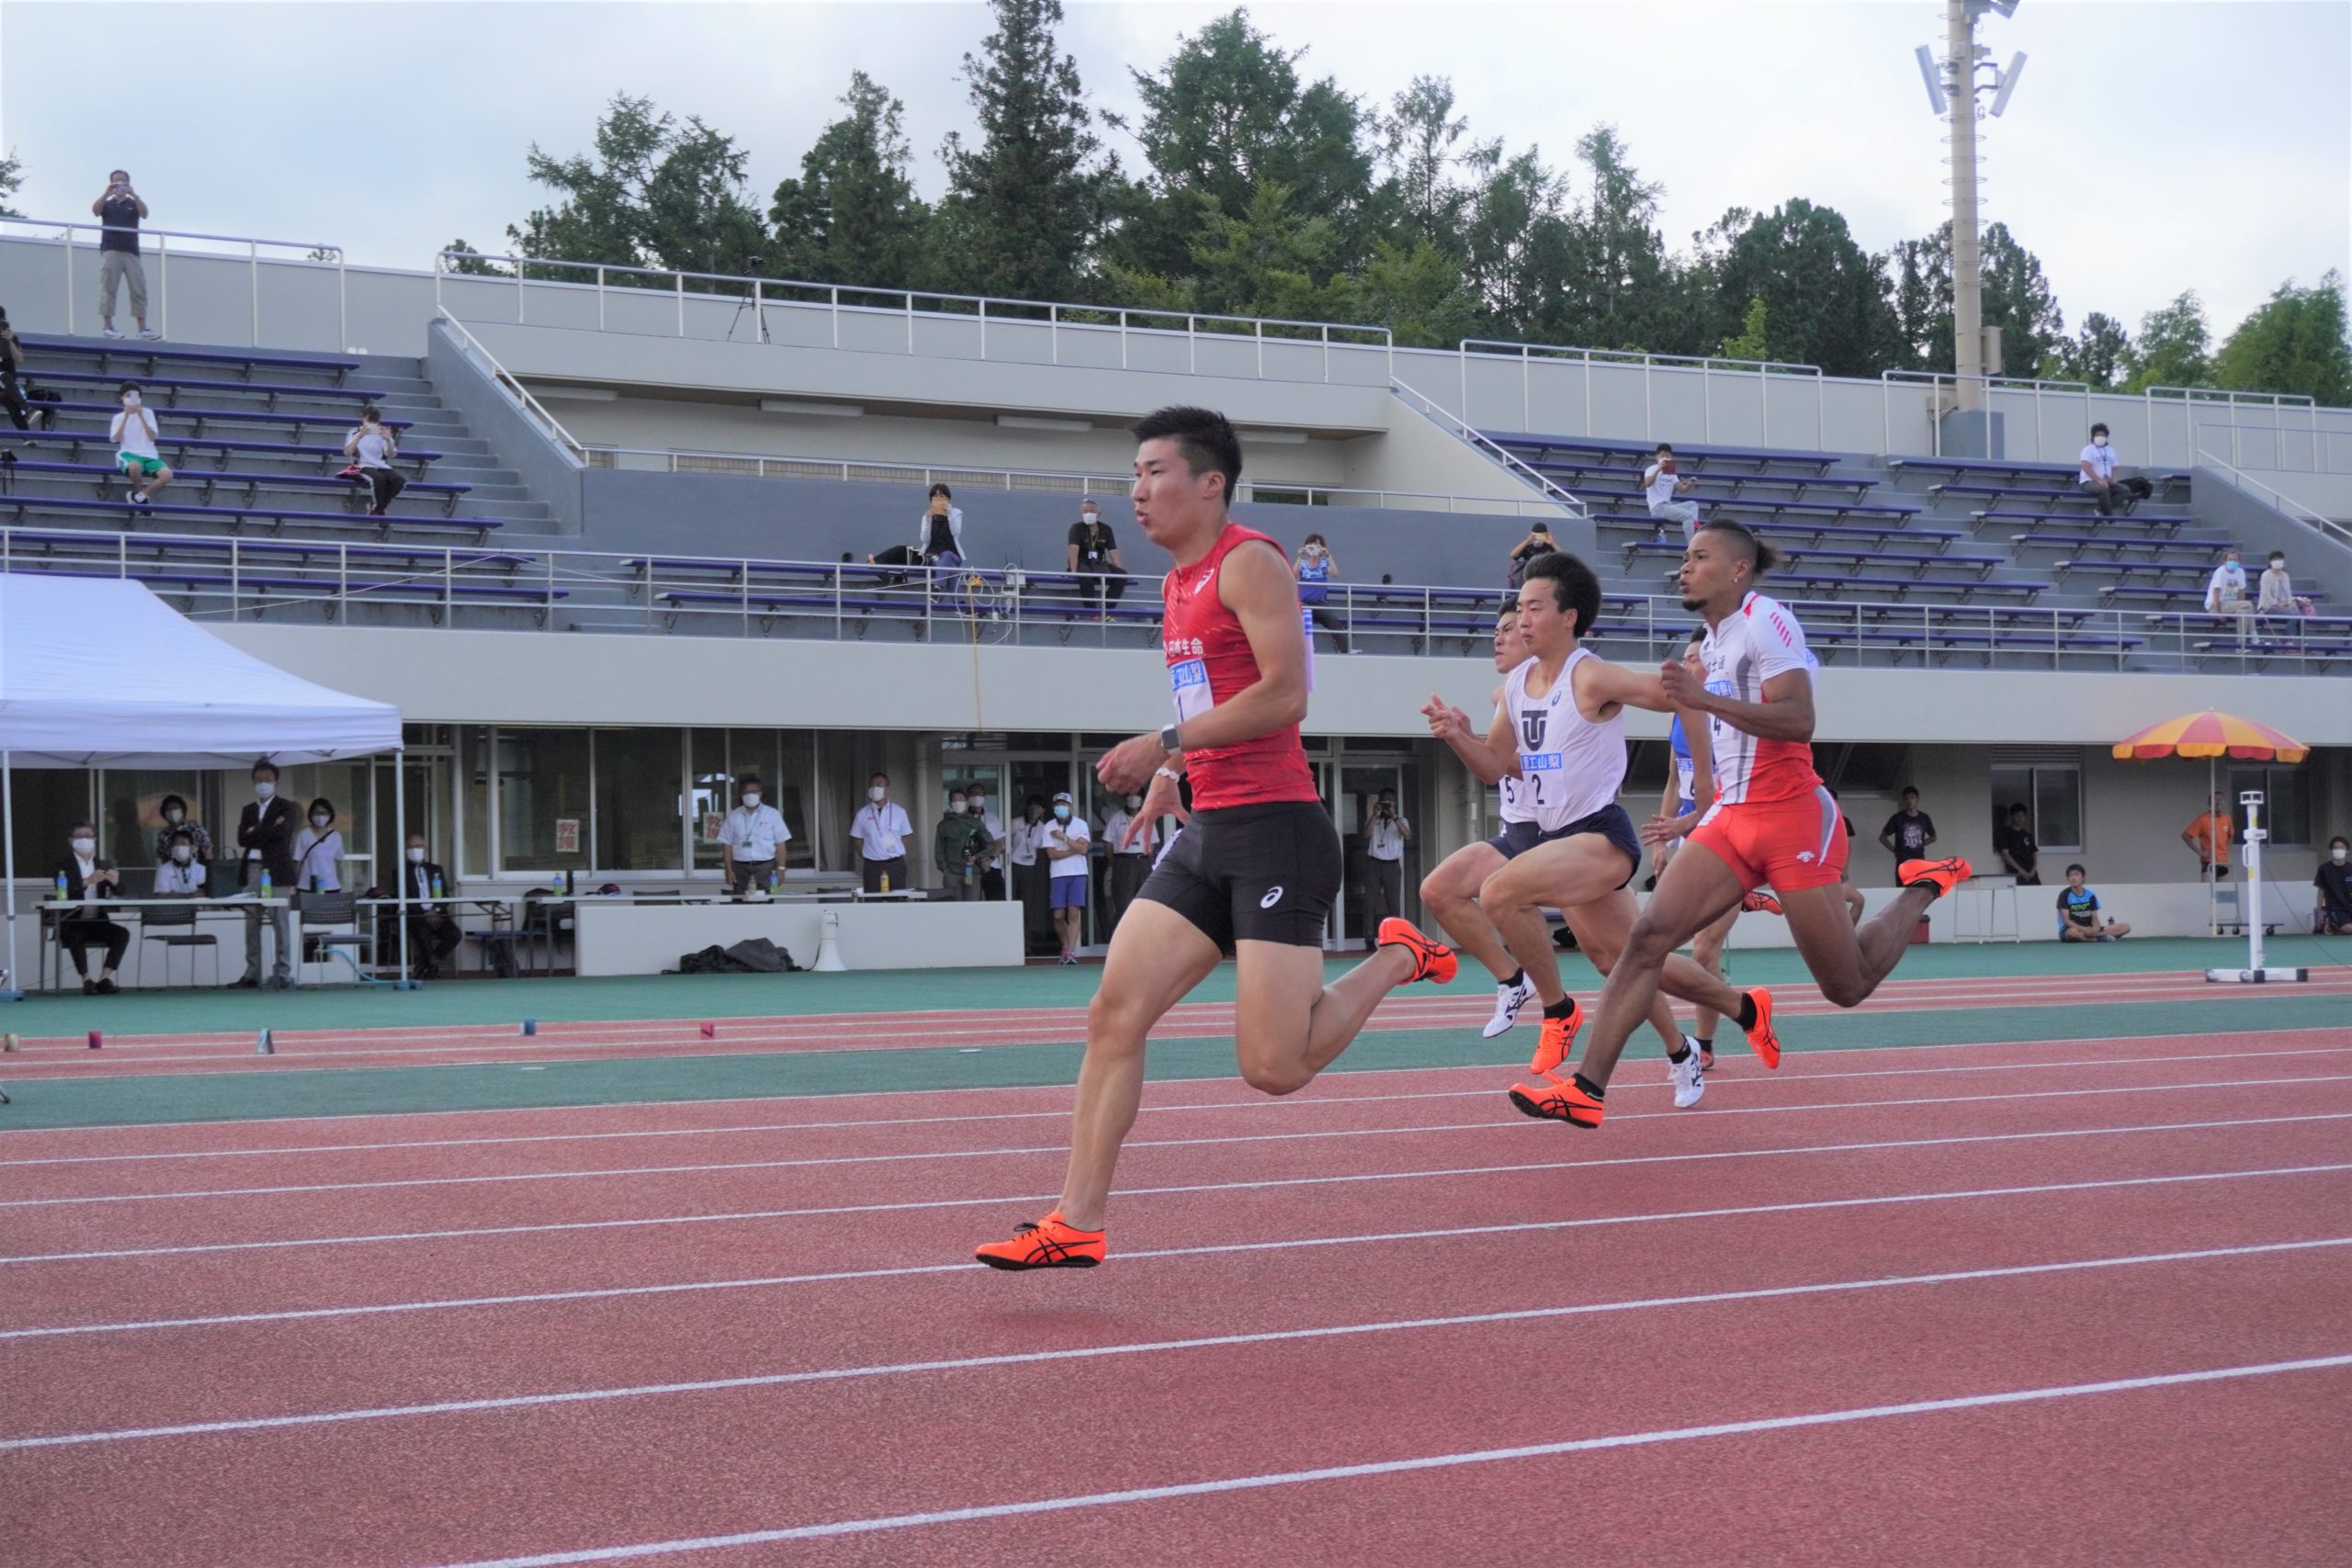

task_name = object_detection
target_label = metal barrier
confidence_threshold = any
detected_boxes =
[1882,369,2336,471]
[1457,339,1828,450]
[431,249,1393,385]
[8,526,2343,673]
[1389,378,1586,520]
[2194,447,2352,552]
[434,310,586,465]
[0,216,346,350]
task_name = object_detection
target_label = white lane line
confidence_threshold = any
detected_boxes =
[14,1023,2344,1139]
[11,1072,2348,1211]
[421,1349,2352,1566]
[6,1236,2346,1455]
[13,1045,2346,1170]
[9,1111,2349,1269]
[9,1165,2346,1342]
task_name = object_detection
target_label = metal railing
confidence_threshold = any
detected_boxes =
[431,249,1394,385]
[1389,378,1586,520]
[11,525,2344,673]
[577,446,1567,517]
[0,216,346,350]
[1457,339,1828,450]
[432,310,586,466]
[2194,447,2352,552]
[1882,369,2335,470]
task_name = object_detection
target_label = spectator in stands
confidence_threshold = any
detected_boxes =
[917,482,964,569]
[1102,789,1158,930]
[2077,423,2123,514]
[1067,498,1127,616]
[1362,788,1410,941]
[1041,791,1091,964]
[0,311,35,443]
[1507,522,1556,588]
[2056,864,2132,942]
[1996,802,2041,885]
[293,798,345,894]
[153,793,214,866]
[716,774,791,896]
[401,834,463,980]
[849,773,913,894]
[1010,795,1052,949]
[2315,835,2352,935]
[341,407,407,517]
[2205,545,2252,617]
[966,785,1006,900]
[2183,793,2234,881]
[933,787,989,901]
[2258,550,2314,619]
[55,821,129,994]
[91,170,161,341]
[1879,785,1937,868]
[1643,443,1702,542]
[154,829,208,896]
[1294,533,1350,653]
[110,383,172,506]
[234,761,299,989]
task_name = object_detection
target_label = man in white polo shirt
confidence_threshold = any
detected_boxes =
[2078,423,2122,515]
[849,772,913,894]
[1041,790,1091,964]
[717,773,792,896]
[1362,786,1412,943]
[1642,442,1702,542]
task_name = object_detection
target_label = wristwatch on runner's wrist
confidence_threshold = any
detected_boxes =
[1159,724,1183,753]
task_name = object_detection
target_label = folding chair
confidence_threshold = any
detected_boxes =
[141,901,222,987]
[295,888,385,985]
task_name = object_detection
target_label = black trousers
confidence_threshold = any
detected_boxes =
[0,365,30,433]
[1363,856,1404,931]
[861,855,909,894]
[1308,605,1351,653]
[1079,567,1128,609]
[356,467,407,514]
[62,918,131,975]
[405,911,464,970]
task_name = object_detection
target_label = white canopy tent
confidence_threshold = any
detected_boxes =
[0,576,406,998]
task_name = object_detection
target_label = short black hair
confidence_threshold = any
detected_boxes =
[1522,550,1604,641]
[160,793,189,816]
[1655,442,1675,454]
[2009,802,2030,818]
[70,819,95,833]
[2090,423,2109,438]
[119,380,142,398]
[166,829,195,847]
[1132,405,1243,499]
[927,482,952,500]
[869,772,889,784]
[739,774,763,789]
[1697,520,1780,578]
[2332,835,2348,850]
[360,405,382,423]
[1901,785,1919,798]
[2065,863,2086,877]
[308,797,336,822]
[251,759,278,780]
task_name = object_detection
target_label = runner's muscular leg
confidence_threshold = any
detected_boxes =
[1574,840,1744,1091]
[1421,842,1514,984]
[1781,878,1939,1008]
[1690,903,1739,1040]
[1056,899,1223,1230]
[1231,936,1418,1096]
[1561,893,1683,1054]
[1479,836,1632,1006]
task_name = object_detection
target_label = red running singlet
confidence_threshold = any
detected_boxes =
[1161,523,1321,810]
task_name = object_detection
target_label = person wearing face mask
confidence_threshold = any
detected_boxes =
[109,381,173,506]
[1009,795,1053,952]
[966,786,1006,900]
[1361,788,1412,942]
[717,773,792,897]
[1102,789,1159,931]
[1041,791,1091,964]
[2315,836,2352,936]
[402,835,464,980]
[2077,423,2122,515]
[234,759,300,988]
[152,794,214,866]
[154,829,209,897]
[934,790,992,901]
[1293,533,1349,654]
[91,169,161,341]
[849,772,914,895]
[292,798,346,894]
[53,821,130,994]
[1067,498,1129,617]
[2205,546,2254,645]
[2257,551,2313,619]
[340,405,408,517]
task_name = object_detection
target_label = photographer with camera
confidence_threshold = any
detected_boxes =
[1643,443,1702,542]
[340,406,407,517]
[934,787,991,902]
[1362,787,1412,942]
[109,382,172,505]
[1507,522,1557,589]
[1294,532,1349,653]
[90,170,161,342]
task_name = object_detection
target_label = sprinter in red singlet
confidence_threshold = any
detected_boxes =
[976,406,1456,1270]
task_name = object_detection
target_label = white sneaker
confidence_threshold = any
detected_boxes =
[137,327,163,341]
[1482,972,1536,1039]
[101,325,125,340]
[1670,1036,1706,1109]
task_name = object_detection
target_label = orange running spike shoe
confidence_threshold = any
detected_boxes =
[1740,890,1784,916]
[1377,919,1457,985]
[1528,999,1584,1077]
[1507,1074,1605,1128]
[1743,986,1782,1069]
[975,1211,1105,1270]
[1899,856,1973,899]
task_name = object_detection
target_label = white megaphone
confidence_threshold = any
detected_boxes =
[811,908,848,972]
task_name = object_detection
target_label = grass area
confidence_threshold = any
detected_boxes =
[4,936,2340,1036]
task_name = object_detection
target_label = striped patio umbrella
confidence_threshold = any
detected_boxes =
[2110,711,2310,762]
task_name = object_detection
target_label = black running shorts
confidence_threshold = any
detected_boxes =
[1136,799,1340,952]
[1484,804,1643,890]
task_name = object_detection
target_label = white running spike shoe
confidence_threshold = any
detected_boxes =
[1482,972,1537,1039]
[1670,1036,1707,1109]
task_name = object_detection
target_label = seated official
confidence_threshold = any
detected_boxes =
[2056,864,2132,942]
[154,829,209,896]
[55,822,130,994]
[2316,836,2352,936]
[401,834,464,979]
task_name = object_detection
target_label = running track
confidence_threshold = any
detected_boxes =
[5,1026,2346,1564]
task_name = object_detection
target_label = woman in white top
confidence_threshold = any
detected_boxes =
[109,382,172,505]
[291,796,347,894]
[341,406,408,516]
[2257,551,2313,618]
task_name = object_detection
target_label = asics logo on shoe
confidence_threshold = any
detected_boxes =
[1260,886,1284,908]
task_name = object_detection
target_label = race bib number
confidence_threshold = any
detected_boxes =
[1171,658,1213,722]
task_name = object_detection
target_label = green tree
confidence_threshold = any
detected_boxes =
[1457,142,1570,335]
[937,0,1114,300]
[1352,239,1481,348]
[1719,297,1770,362]
[506,94,767,284]
[1185,180,1348,321]
[1376,75,1475,251]
[443,239,510,277]
[1541,127,1692,355]
[2213,271,2352,405]
[1702,198,1899,376]
[0,150,23,219]
[1885,221,2064,378]
[770,72,933,291]
[2047,310,2132,388]
[2123,291,2212,391]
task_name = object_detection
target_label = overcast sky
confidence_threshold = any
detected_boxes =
[3,1,2346,340]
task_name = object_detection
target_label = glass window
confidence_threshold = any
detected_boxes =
[497,728,591,875]
[1991,764,2081,856]
[7,770,91,883]
[691,728,731,872]
[2227,765,2310,846]
[594,728,684,872]
[777,731,816,870]
[461,727,492,879]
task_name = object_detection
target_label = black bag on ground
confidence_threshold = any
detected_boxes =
[723,937,801,973]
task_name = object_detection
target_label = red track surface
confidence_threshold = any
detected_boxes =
[6,965,2351,1077]
[4,1025,2347,1565]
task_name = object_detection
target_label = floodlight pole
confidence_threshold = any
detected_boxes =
[1947,0,1984,412]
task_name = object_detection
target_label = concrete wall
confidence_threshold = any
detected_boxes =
[423,320,586,531]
